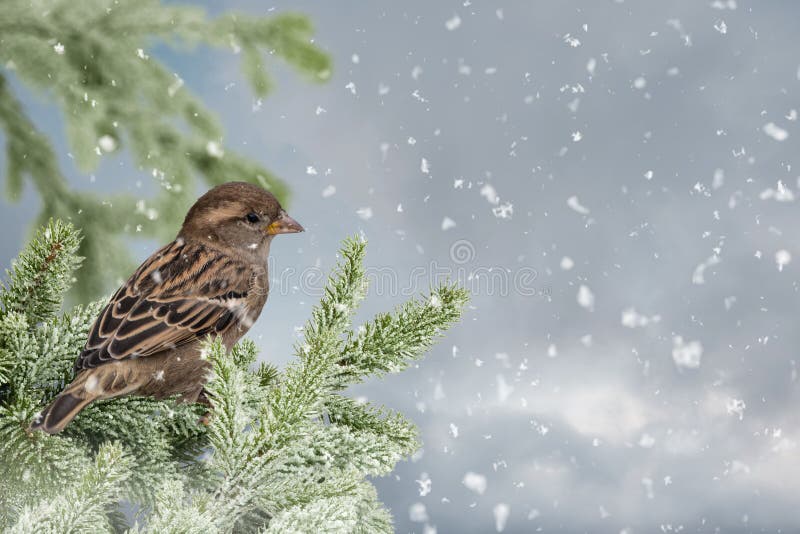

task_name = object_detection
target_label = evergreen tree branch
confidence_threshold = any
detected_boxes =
[9,441,131,534]
[0,219,83,325]
[334,283,470,386]
[0,223,469,532]
[264,238,368,440]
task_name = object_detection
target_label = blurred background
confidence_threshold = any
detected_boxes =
[3,1,800,532]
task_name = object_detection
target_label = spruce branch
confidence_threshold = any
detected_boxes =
[265,237,368,436]
[8,441,131,534]
[0,219,83,325]
[138,479,216,534]
[0,224,469,532]
[264,494,361,534]
[334,283,470,386]
[325,395,420,463]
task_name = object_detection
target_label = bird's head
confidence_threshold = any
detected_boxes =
[179,181,303,256]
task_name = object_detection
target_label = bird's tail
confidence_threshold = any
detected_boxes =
[31,372,98,435]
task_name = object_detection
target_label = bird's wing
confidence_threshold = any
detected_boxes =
[76,239,255,371]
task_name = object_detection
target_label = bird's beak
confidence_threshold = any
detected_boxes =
[266,211,304,235]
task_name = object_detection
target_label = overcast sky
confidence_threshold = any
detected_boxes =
[3,1,800,532]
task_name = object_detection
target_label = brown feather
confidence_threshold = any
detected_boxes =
[75,240,254,371]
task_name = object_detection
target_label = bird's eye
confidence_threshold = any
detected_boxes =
[246,212,260,224]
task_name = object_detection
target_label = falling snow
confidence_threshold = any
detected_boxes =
[7,3,800,532]
[576,284,595,311]
[462,472,487,495]
[763,122,788,141]
[567,195,590,214]
[445,14,462,31]
[672,336,703,369]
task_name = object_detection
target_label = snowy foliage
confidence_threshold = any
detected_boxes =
[0,1,330,300]
[0,221,468,532]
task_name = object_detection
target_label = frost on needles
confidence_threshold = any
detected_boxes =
[0,220,469,533]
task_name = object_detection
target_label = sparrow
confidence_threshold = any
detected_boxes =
[31,181,303,434]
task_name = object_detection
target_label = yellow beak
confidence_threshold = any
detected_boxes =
[266,211,304,235]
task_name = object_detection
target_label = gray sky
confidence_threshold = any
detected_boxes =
[3,1,800,532]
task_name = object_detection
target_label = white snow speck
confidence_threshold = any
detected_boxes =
[321,185,336,198]
[621,307,660,328]
[577,285,595,311]
[547,343,558,358]
[672,336,703,369]
[462,472,487,495]
[54,42,65,55]
[633,76,647,89]
[98,135,116,152]
[421,158,430,174]
[481,184,500,205]
[205,141,224,158]
[711,0,738,9]
[492,202,513,219]
[493,503,511,532]
[692,254,720,285]
[763,122,788,141]
[560,256,574,270]
[85,375,100,394]
[563,33,581,47]
[356,207,373,220]
[714,20,728,34]
[445,14,462,31]
[441,217,457,231]
[416,473,432,496]
[726,398,746,420]
[775,249,791,271]
[449,423,459,438]
[760,181,794,202]
[345,81,357,95]
[571,131,583,142]
[136,48,148,59]
[409,502,429,522]
[306,166,318,175]
[587,57,597,75]
[351,53,360,64]
[396,203,403,212]
[567,195,590,214]
[644,170,654,180]
[638,433,656,448]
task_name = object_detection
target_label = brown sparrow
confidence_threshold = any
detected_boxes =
[31,181,303,434]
